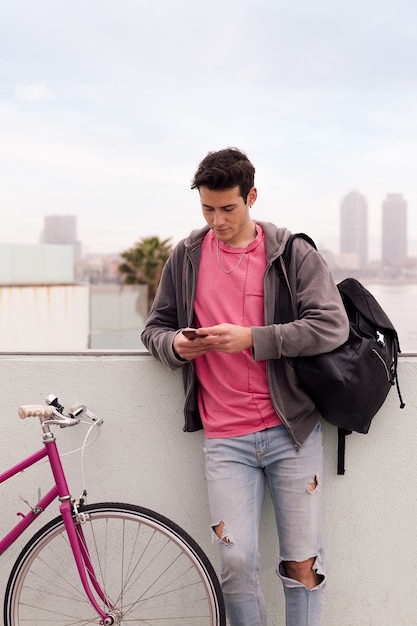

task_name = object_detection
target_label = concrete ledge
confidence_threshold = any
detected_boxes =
[0,352,415,625]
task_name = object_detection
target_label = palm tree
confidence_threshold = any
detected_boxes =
[119,236,173,312]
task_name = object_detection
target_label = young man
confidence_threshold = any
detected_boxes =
[141,147,349,626]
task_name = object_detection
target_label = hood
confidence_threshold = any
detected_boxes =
[183,221,292,262]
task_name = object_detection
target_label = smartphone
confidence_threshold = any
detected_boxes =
[182,329,208,340]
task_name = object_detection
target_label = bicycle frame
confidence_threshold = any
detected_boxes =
[0,420,114,625]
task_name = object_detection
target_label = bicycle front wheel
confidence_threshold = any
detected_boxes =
[4,501,225,625]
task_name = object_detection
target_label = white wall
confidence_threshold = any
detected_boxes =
[0,243,74,284]
[0,352,415,625]
[0,285,90,350]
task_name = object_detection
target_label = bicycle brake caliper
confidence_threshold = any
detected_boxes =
[73,498,89,524]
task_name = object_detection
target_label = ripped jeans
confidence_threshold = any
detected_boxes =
[203,424,325,626]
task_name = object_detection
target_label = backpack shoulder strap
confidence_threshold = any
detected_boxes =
[277,233,351,475]
[277,233,317,324]
[338,429,352,475]
[282,232,317,266]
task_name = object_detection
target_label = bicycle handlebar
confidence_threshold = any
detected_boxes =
[18,395,103,427]
[18,405,54,419]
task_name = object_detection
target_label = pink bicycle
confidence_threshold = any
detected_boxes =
[1,394,225,625]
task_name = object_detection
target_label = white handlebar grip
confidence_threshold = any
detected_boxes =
[18,405,54,419]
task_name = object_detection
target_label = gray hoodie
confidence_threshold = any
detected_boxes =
[141,221,349,447]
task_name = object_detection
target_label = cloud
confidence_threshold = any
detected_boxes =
[13,81,54,103]
[0,0,416,256]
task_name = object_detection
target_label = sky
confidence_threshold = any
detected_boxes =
[1,0,417,259]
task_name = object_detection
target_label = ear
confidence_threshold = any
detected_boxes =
[247,187,257,206]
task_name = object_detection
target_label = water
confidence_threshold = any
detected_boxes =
[89,281,417,353]
[363,282,417,353]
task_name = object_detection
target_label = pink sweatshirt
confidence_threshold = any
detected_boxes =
[194,227,282,438]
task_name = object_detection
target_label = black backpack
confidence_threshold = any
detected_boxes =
[277,233,405,474]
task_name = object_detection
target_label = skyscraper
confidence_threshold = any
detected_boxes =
[382,194,407,265]
[340,191,368,270]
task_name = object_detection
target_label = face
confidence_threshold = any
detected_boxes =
[199,185,257,247]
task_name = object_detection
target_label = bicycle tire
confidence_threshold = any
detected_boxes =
[4,501,225,625]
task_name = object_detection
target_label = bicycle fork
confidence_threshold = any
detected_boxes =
[45,434,119,625]
[60,499,120,625]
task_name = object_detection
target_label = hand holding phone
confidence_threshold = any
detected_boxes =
[182,329,208,340]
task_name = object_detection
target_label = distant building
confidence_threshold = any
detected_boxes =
[382,193,407,265]
[75,253,123,284]
[40,214,82,260]
[0,243,89,350]
[0,243,147,350]
[340,191,368,270]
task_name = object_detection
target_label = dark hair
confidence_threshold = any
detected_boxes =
[191,147,255,201]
